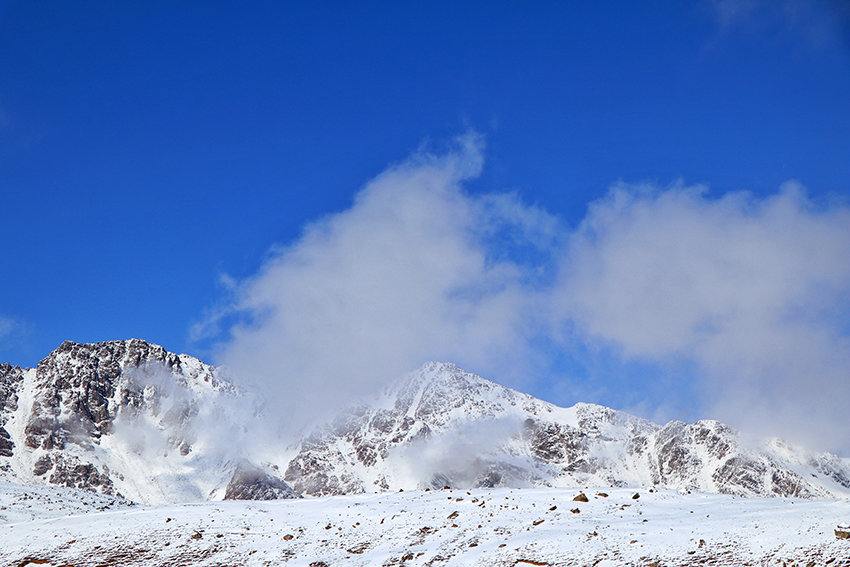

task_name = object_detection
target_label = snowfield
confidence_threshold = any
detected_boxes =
[2,482,849,566]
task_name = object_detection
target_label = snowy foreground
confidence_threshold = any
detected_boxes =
[2,483,849,567]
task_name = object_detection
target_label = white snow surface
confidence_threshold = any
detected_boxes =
[2,482,849,566]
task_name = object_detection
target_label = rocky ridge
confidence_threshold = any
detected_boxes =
[2,340,849,504]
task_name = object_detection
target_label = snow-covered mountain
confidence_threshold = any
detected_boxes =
[284,361,850,498]
[2,340,849,504]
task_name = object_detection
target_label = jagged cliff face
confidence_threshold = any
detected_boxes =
[1,342,849,504]
[0,339,298,504]
[0,363,24,459]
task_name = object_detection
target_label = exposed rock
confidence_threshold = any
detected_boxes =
[0,427,13,458]
[223,462,301,500]
[0,339,250,503]
[32,454,53,476]
[48,454,114,494]
[24,340,181,450]
[0,362,24,458]
[0,363,22,411]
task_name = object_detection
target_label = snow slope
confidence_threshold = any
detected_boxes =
[2,483,849,566]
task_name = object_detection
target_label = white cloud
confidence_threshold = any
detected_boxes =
[202,133,556,429]
[559,181,850,450]
[201,135,850,453]
[0,315,29,347]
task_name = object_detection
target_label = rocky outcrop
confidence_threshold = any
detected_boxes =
[0,363,23,457]
[23,339,196,451]
[47,454,115,495]
[224,462,301,500]
[0,340,250,503]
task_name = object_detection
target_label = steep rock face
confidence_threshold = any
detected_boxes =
[24,339,211,452]
[26,340,140,451]
[643,420,827,498]
[0,340,298,504]
[0,363,24,458]
[18,340,222,496]
[284,362,850,498]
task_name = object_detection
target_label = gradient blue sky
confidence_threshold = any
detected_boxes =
[1,2,849,449]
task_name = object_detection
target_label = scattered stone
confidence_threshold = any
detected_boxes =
[347,542,370,554]
[836,523,850,539]
[573,492,589,502]
[632,492,640,500]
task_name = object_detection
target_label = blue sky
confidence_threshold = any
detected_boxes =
[1,2,849,450]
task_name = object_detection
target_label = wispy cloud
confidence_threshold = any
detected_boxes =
[707,0,850,48]
[710,0,761,30]
[0,316,15,341]
[0,315,30,355]
[198,134,850,452]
